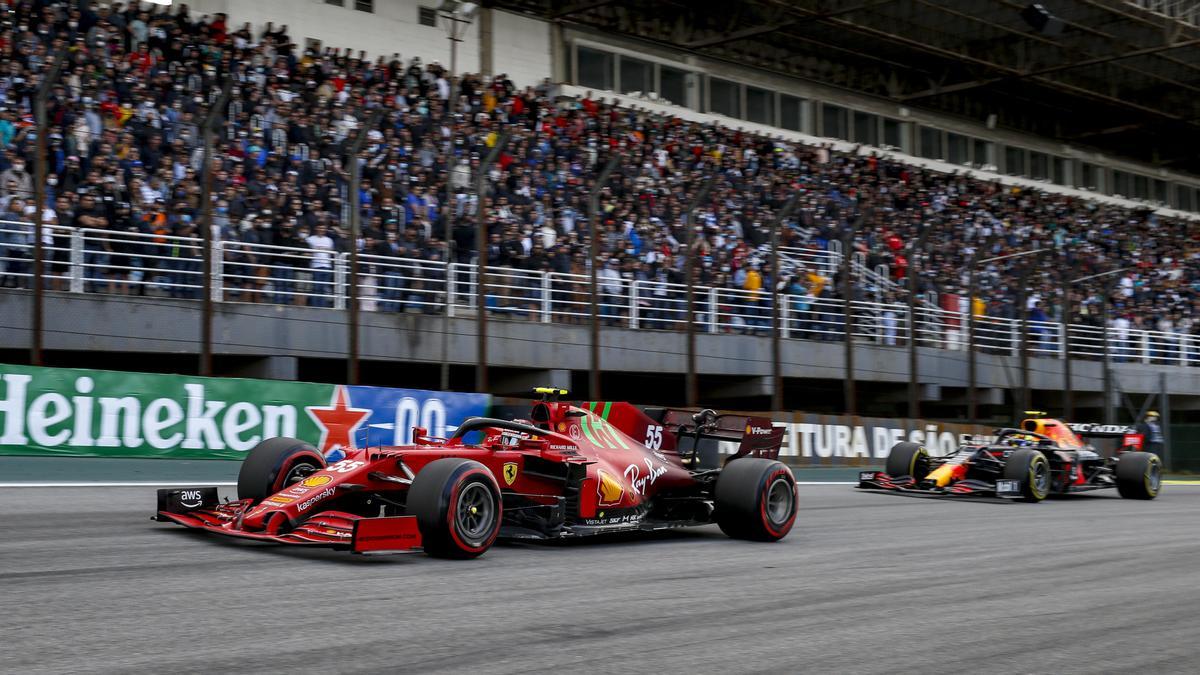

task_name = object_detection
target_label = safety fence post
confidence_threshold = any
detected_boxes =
[211,240,224,302]
[334,253,347,310]
[69,230,84,294]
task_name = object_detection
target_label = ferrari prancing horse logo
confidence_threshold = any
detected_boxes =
[502,462,518,485]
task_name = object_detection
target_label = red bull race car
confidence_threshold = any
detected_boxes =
[858,413,1162,502]
[156,389,798,557]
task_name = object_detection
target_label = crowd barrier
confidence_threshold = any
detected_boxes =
[3,223,1195,366]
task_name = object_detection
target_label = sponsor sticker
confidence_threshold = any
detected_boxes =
[624,458,667,496]
[597,470,623,506]
[995,479,1021,495]
[297,487,335,512]
[858,471,876,482]
[502,462,518,486]
[178,489,204,509]
[264,495,295,505]
[300,475,332,488]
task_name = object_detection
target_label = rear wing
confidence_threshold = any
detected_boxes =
[1065,422,1143,454]
[652,408,784,463]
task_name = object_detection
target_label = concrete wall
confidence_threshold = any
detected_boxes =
[4,290,1199,406]
[184,0,552,88]
[490,9,553,90]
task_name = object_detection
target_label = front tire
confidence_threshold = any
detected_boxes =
[407,458,502,559]
[1003,448,1051,503]
[237,437,325,503]
[1116,452,1162,500]
[715,458,797,542]
[885,441,929,479]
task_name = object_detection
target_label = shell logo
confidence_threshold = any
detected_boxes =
[300,475,332,488]
[597,470,623,506]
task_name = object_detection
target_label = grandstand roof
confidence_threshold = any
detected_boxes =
[494,0,1200,174]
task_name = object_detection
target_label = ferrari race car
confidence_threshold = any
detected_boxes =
[156,389,798,557]
[858,414,1162,502]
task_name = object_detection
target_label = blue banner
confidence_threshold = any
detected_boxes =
[344,385,490,456]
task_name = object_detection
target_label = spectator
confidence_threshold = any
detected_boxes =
[307,222,336,307]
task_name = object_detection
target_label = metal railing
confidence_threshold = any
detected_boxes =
[5,222,1197,367]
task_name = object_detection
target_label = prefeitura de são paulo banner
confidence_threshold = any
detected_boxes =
[778,413,993,463]
[0,364,490,460]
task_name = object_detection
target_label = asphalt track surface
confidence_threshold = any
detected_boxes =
[3,485,1200,674]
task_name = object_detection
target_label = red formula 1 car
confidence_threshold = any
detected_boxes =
[156,389,798,557]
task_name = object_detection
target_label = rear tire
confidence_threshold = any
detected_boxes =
[1116,452,1162,500]
[885,441,929,479]
[407,458,502,559]
[237,437,325,503]
[1003,448,1050,503]
[715,458,797,542]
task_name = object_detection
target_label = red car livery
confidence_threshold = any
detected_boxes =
[156,389,799,558]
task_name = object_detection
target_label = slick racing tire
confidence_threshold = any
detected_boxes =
[1116,452,1162,500]
[715,458,797,542]
[1003,448,1051,503]
[407,458,503,559]
[237,437,326,504]
[885,442,929,479]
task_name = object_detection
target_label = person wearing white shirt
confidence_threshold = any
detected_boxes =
[307,223,336,307]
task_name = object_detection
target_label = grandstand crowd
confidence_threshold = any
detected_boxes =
[0,1,1197,352]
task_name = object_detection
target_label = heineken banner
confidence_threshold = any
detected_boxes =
[0,364,490,460]
[779,414,993,463]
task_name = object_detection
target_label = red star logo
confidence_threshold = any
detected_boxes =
[305,386,371,454]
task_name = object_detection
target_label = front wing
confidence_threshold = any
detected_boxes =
[857,471,1024,499]
[154,487,422,554]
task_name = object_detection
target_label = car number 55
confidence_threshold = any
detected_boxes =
[644,425,663,450]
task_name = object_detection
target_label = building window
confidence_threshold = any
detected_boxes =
[1113,170,1130,197]
[418,6,437,26]
[619,56,653,96]
[746,87,772,125]
[1176,185,1193,211]
[577,46,613,90]
[709,78,741,118]
[883,118,902,149]
[1081,163,1099,190]
[354,0,374,12]
[822,104,848,140]
[853,111,878,146]
[780,95,803,132]
[1133,174,1149,200]
[659,66,687,107]
[946,133,969,166]
[1152,179,1167,204]
[973,139,992,168]
[918,126,942,160]
[1029,151,1049,180]
[325,0,344,6]
[1053,157,1067,185]
[1005,146,1026,176]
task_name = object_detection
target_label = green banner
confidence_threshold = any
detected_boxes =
[0,364,332,460]
[0,364,492,460]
